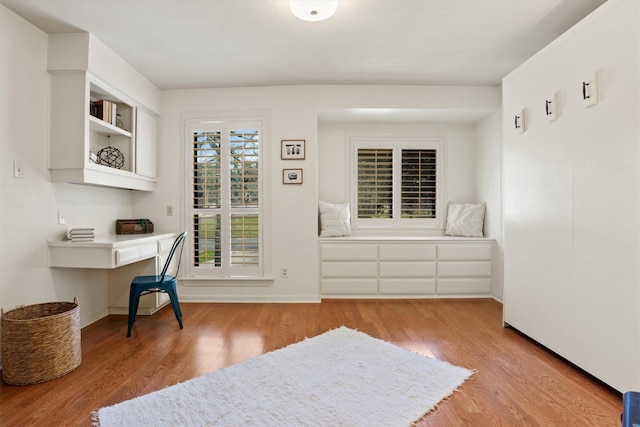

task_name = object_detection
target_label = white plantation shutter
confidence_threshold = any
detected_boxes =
[357,148,393,218]
[230,213,259,267]
[353,138,441,228]
[229,129,260,269]
[229,129,259,208]
[401,149,437,219]
[193,131,221,210]
[189,121,262,277]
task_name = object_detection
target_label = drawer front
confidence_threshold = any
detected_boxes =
[321,279,378,295]
[379,262,436,278]
[49,246,115,269]
[379,245,436,261]
[115,243,158,266]
[437,244,493,261]
[320,244,378,261]
[437,278,492,294]
[321,262,378,278]
[438,261,492,277]
[379,278,436,295]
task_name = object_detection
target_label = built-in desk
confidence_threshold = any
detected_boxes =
[48,232,179,315]
[48,232,178,269]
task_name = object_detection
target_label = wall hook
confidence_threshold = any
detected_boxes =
[514,109,525,134]
[545,93,557,121]
[581,73,598,107]
[582,82,590,100]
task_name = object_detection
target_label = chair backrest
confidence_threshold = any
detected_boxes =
[160,231,187,281]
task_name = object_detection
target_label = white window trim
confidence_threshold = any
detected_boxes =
[348,136,444,230]
[182,111,272,281]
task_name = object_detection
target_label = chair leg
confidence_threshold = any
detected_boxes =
[127,285,142,337]
[166,287,183,329]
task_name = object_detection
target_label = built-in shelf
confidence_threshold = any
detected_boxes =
[88,115,133,138]
[48,33,158,191]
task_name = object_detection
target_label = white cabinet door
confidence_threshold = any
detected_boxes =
[135,108,157,179]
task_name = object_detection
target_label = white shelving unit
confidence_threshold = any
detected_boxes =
[47,33,159,191]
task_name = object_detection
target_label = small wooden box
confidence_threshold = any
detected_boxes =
[115,219,154,235]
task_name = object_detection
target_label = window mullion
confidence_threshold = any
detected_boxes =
[220,128,232,275]
[392,146,402,224]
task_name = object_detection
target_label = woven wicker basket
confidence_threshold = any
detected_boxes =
[1,298,81,385]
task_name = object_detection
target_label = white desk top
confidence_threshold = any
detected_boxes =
[48,232,179,269]
[48,232,177,248]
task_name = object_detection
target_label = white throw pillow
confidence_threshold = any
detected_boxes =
[444,202,486,237]
[319,201,352,237]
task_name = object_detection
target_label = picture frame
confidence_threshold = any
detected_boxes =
[281,139,305,160]
[283,168,303,184]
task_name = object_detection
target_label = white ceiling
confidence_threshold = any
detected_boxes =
[1,0,606,91]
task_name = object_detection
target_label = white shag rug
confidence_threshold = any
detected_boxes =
[94,327,473,426]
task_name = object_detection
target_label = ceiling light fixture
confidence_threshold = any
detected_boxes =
[290,0,338,22]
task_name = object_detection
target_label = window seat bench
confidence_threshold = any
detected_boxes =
[318,236,495,298]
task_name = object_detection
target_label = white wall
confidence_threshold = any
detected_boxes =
[1,4,503,323]
[475,110,503,299]
[0,5,133,326]
[502,0,639,392]
[135,86,322,302]
[135,86,501,302]
[318,115,504,296]
[318,120,479,228]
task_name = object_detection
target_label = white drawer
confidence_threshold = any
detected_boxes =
[379,278,436,295]
[115,243,158,266]
[321,262,378,277]
[437,278,492,294]
[379,245,436,261]
[437,244,492,261]
[438,261,492,277]
[320,244,378,261]
[322,279,378,295]
[379,262,436,278]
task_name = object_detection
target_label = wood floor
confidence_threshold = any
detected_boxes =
[0,299,621,426]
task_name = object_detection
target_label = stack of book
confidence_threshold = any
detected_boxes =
[89,99,117,126]
[67,228,95,242]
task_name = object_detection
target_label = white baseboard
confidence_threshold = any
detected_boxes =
[80,307,110,328]
[181,295,322,303]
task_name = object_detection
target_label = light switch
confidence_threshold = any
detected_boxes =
[13,161,23,178]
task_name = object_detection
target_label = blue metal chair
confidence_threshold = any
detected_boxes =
[127,232,187,337]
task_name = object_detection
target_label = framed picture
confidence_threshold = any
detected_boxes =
[283,168,303,184]
[281,140,305,160]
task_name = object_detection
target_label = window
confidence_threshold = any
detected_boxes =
[352,137,442,229]
[188,120,262,278]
